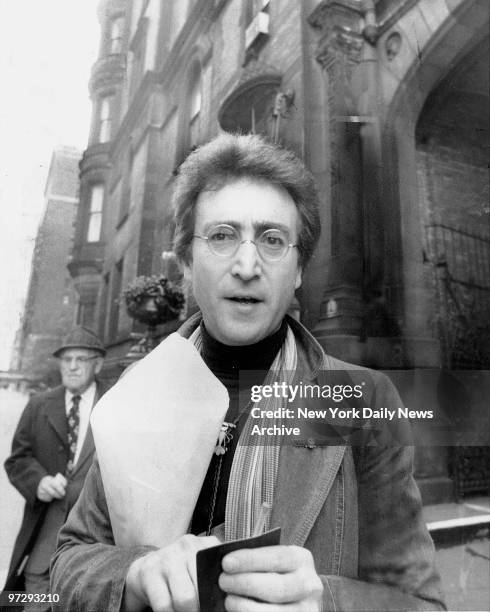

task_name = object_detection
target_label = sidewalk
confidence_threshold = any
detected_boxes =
[424,497,490,611]
[0,390,25,587]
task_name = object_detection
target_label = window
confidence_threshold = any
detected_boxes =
[244,0,270,54]
[110,16,124,54]
[99,272,110,340]
[98,97,113,143]
[129,18,148,100]
[218,77,281,139]
[76,300,96,328]
[174,62,202,170]
[87,185,104,242]
[109,258,124,340]
[188,66,202,149]
[117,154,132,227]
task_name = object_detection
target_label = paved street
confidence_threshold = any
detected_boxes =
[0,388,488,610]
[437,533,490,611]
[0,389,26,587]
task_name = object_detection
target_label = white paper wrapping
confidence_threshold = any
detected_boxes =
[91,332,229,548]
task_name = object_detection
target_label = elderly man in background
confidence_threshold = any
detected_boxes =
[3,327,107,611]
[51,135,444,612]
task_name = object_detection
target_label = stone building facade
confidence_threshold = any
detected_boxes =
[70,0,489,501]
[16,147,82,386]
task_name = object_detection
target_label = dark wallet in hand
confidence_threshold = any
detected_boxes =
[196,527,281,612]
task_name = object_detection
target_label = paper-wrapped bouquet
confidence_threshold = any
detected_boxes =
[91,333,229,547]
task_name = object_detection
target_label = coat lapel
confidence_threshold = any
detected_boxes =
[70,381,105,477]
[70,427,94,476]
[46,388,68,448]
[271,443,345,546]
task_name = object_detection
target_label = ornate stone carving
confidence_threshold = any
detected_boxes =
[309,0,365,69]
[385,31,402,61]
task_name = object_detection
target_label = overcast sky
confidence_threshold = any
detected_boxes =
[0,1,101,370]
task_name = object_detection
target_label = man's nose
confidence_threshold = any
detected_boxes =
[231,240,262,280]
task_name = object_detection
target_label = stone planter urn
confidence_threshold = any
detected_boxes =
[122,275,185,361]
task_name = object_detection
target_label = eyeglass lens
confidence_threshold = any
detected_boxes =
[206,225,290,260]
[60,356,96,365]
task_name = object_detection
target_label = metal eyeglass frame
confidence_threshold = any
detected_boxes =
[193,224,298,262]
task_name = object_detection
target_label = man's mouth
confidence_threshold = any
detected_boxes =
[227,297,261,304]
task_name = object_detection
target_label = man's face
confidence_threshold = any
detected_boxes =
[58,348,103,394]
[187,178,302,346]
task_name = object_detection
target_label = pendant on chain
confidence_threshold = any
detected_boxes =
[214,421,236,455]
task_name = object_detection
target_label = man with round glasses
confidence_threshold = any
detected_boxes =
[3,327,107,610]
[51,135,443,611]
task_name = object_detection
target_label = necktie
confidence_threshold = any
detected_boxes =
[66,394,81,474]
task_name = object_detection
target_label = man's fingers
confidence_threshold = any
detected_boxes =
[141,571,172,612]
[42,480,59,497]
[54,472,68,487]
[166,566,200,612]
[224,594,315,612]
[51,481,66,497]
[220,546,323,609]
[194,534,221,550]
[38,475,65,499]
[47,482,65,498]
[223,545,313,574]
[181,533,220,590]
[220,568,322,604]
[124,535,220,612]
[37,490,53,502]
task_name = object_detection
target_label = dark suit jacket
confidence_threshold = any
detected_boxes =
[3,381,109,592]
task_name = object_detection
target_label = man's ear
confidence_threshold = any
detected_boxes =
[94,358,104,375]
[295,266,302,290]
[183,261,193,285]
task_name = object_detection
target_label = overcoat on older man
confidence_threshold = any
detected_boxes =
[3,380,108,595]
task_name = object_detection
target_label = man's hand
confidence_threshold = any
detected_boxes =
[36,473,67,502]
[219,545,323,611]
[123,534,220,612]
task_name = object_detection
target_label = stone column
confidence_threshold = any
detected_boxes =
[308,0,389,364]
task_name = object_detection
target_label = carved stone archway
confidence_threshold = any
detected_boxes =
[379,0,489,367]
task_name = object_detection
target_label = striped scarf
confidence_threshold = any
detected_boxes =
[189,324,297,541]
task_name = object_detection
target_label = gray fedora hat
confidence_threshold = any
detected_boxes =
[53,326,106,358]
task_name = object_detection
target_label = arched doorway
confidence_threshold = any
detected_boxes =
[379,0,489,502]
[416,39,490,370]
[416,39,490,499]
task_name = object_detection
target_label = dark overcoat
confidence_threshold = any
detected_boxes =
[3,382,108,594]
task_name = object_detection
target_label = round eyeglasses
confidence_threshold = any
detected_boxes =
[193,224,298,262]
[59,355,99,366]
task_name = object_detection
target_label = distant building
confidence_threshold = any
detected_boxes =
[69,0,489,502]
[15,147,82,386]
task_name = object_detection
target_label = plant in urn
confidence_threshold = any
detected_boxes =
[122,274,185,359]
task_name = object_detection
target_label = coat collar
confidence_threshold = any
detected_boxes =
[177,311,326,381]
[45,382,105,476]
[178,312,347,545]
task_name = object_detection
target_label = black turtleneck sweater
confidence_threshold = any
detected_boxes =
[190,320,288,535]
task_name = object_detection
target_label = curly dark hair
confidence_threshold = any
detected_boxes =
[172,133,321,267]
